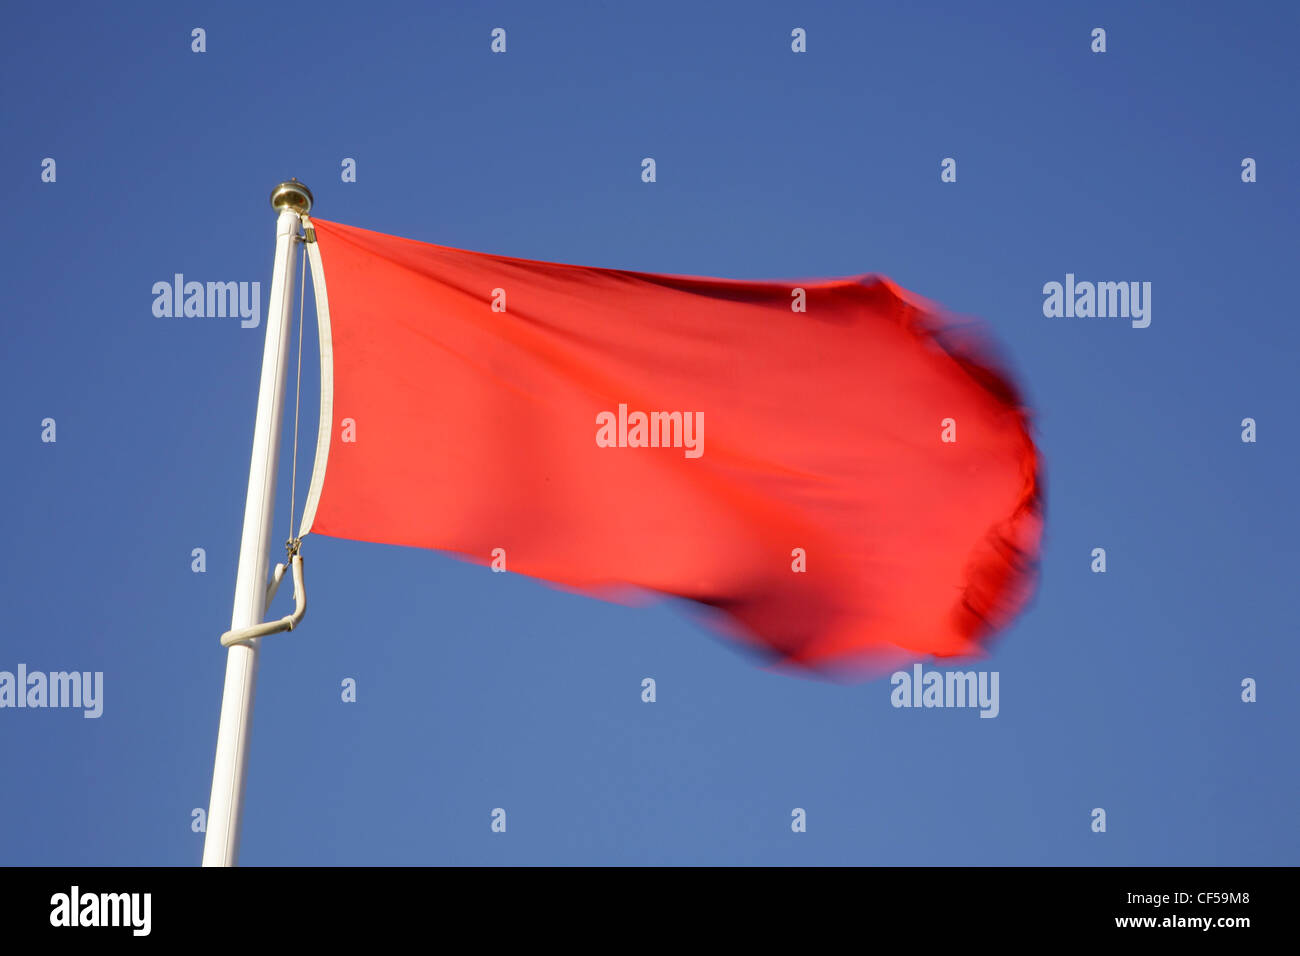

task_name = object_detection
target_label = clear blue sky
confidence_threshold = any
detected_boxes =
[1,0,1295,865]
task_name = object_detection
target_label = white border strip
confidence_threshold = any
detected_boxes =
[297,217,334,538]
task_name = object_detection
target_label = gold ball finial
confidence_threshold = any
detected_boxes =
[270,179,313,215]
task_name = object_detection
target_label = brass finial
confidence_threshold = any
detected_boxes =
[269,179,313,215]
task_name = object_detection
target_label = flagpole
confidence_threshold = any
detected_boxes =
[202,180,313,867]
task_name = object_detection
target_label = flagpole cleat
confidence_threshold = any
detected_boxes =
[220,553,307,647]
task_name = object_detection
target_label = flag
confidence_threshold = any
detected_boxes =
[299,219,1042,674]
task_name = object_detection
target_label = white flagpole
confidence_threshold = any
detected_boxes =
[202,180,313,867]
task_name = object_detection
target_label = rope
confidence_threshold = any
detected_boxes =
[287,234,307,557]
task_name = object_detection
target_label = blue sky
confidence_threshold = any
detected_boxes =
[1,0,1296,865]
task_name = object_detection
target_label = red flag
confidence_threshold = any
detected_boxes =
[301,219,1042,675]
